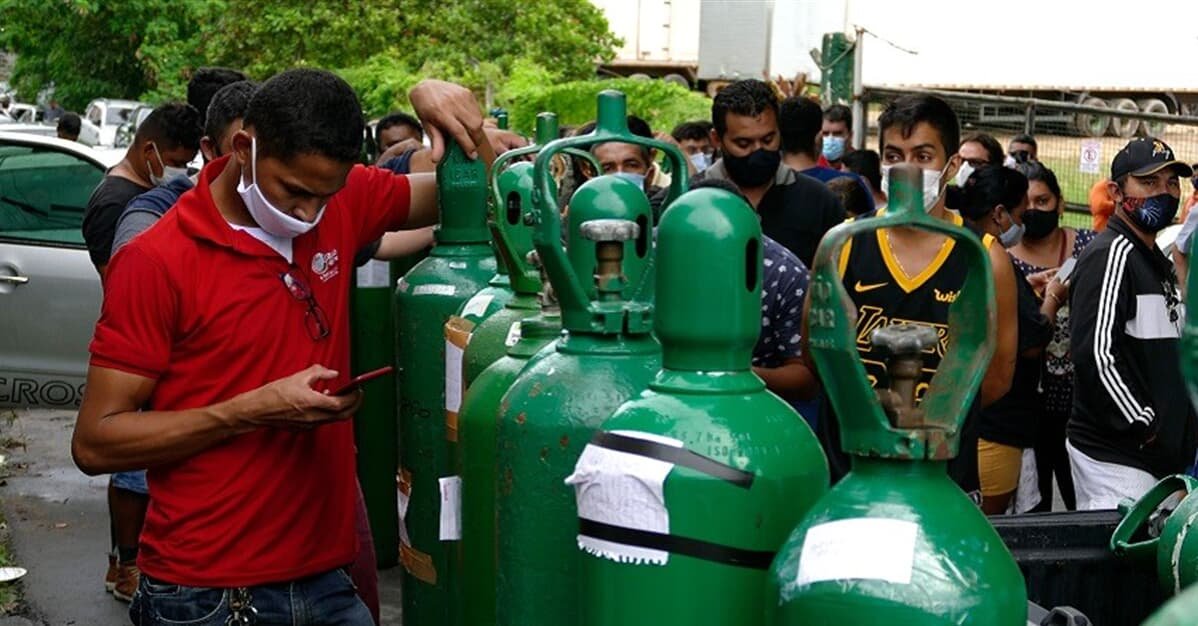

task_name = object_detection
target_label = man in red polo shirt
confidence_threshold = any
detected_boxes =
[71,69,506,625]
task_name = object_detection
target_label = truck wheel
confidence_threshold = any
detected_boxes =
[1137,98,1169,137]
[1107,98,1140,137]
[628,73,652,81]
[1075,97,1110,137]
[663,73,690,89]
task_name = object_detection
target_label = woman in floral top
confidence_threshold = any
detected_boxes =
[1009,161,1096,511]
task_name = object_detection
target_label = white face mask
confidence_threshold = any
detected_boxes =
[236,136,325,239]
[954,161,976,188]
[148,143,189,187]
[689,152,711,172]
[881,162,952,213]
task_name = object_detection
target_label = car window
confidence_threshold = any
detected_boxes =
[85,104,102,125]
[106,106,134,126]
[0,144,103,245]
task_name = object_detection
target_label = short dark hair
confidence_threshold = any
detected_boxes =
[877,95,959,161]
[375,111,423,146]
[135,102,202,151]
[626,115,652,139]
[842,149,882,193]
[827,176,872,217]
[204,80,256,144]
[187,67,248,119]
[1010,133,1038,150]
[824,104,852,127]
[778,96,823,157]
[672,121,710,142]
[711,79,778,136]
[243,69,365,163]
[57,112,81,137]
[1014,160,1062,199]
[947,165,1028,221]
[576,117,652,162]
[961,132,1004,166]
[692,176,751,205]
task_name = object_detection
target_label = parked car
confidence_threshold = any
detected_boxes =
[7,103,42,125]
[0,131,120,409]
[83,98,145,147]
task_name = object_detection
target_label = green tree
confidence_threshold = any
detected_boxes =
[0,0,211,110]
[205,0,619,114]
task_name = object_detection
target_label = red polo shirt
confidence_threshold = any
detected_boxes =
[89,156,410,587]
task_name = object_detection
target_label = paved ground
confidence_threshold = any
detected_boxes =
[0,409,403,625]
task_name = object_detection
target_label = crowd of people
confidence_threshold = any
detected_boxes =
[67,67,1198,624]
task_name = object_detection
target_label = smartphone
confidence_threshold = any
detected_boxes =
[328,366,395,396]
[1056,257,1077,286]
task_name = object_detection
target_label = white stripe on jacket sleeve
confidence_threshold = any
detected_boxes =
[1093,237,1153,425]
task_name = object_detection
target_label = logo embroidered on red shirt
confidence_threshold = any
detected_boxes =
[311,249,340,282]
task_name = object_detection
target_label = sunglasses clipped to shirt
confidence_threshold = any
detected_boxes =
[280,269,330,341]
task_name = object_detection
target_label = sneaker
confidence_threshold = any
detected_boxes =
[104,553,118,593]
[112,562,140,603]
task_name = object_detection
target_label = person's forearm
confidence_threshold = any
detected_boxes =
[404,173,438,227]
[73,391,267,475]
[753,361,818,401]
[376,227,435,260]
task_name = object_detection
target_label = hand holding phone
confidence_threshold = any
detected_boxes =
[327,366,394,396]
[1056,257,1077,286]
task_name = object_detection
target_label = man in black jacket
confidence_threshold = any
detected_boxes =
[693,79,844,267]
[1068,137,1197,510]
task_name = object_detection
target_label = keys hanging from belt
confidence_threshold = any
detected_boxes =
[226,587,258,625]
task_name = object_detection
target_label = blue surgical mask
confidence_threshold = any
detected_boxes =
[612,171,646,190]
[822,135,847,161]
[997,216,1025,248]
[689,152,711,172]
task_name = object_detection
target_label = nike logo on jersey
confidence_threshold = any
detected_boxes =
[854,280,889,293]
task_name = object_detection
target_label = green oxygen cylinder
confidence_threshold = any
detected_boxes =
[352,257,400,568]
[570,187,829,625]
[395,139,497,626]
[767,164,1026,625]
[456,304,560,626]
[453,112,561,390]
[1111,475,1198,596]
[493,90,691,626]
[1144,579,1198,625]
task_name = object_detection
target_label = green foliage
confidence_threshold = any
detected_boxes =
[503,78,712,137]
[0,0,618,114]
[336,54,423,120]
[0,0,209,110]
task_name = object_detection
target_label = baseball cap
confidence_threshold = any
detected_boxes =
[1111,137,1193,180]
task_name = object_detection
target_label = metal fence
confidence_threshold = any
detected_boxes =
[858,87,1198,228]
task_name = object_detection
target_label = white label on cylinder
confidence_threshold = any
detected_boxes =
[439,476,462,541]
[355,259,390,288]
[445,340,464,412]
[461,293,494,319]
[796,518,918,586]
[448,261,468,269]
[413,284,456,296]
[504,322,523,347]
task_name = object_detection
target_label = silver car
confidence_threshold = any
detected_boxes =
[0,131,120,409]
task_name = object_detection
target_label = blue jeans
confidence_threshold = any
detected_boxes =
[112,470,149,495]
[129,568,373,625]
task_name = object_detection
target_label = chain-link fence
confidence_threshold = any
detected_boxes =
[859,87,1198,229]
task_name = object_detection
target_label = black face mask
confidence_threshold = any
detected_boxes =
[723,148,780,188]
[1021,208,1061,241]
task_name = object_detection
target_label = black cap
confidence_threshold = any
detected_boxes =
[1111,137,1193,180]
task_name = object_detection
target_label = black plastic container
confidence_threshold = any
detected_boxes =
[993,510,1168,626]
